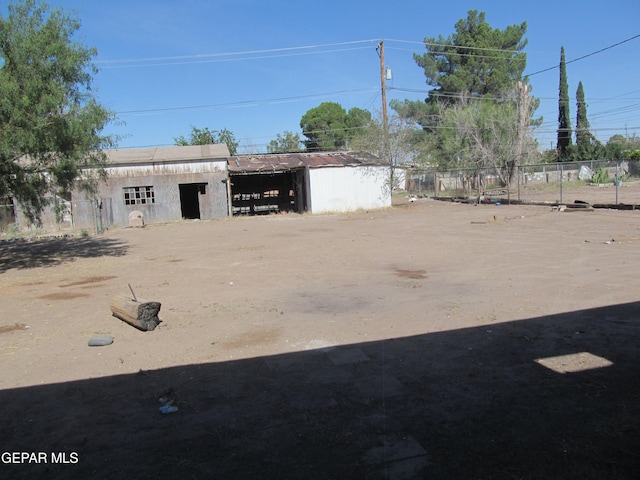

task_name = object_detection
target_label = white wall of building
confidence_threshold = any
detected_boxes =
[308,166,391,214]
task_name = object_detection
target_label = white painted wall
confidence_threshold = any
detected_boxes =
[308,166,391,214]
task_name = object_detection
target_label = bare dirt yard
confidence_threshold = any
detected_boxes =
[1,196,639,479]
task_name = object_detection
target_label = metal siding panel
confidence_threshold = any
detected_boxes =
[309,166,391,214]
[105,161,227,178]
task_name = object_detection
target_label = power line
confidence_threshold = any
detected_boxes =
[96,37,535,70]
[96,40,379,68]
[99,46,375,69]
[385,38,523,54]
[525,34,640,77]
[117,88,379,115]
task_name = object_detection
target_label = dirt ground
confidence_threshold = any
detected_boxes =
[1,195,639,479]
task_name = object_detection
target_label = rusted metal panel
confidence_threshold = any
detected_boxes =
[228,152,382,173]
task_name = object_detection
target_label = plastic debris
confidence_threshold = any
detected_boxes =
[88,334,114,346]
[159,404,179,414]
[158,388,178,414]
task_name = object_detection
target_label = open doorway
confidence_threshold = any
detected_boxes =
[179,183,207,219]
[230,170,307,216]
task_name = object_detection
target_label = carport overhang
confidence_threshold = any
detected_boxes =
[226,152,385,216]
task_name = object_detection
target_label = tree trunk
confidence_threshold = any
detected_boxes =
[110,294,161,331]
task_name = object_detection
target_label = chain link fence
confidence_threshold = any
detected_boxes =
[404,160,640,206]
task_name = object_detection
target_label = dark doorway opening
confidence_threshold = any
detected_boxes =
[230,170,306,216]
[179,183,206,219]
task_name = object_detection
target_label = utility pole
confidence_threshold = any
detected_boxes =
[377,40,389,135]
[377,40,392,188]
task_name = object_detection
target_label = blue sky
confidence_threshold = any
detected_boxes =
[8,0,639,153]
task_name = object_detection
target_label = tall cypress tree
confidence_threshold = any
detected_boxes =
[557,47,572,159]
[575,81,590,149]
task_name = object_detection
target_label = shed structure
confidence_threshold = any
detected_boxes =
[227,152,391,216]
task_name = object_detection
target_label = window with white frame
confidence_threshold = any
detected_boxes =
[123,186,155,205]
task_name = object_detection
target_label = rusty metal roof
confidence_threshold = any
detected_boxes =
[227,152,383,174]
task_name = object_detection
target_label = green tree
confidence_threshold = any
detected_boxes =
[392,10,528,132]
[576,82,603,160]
[604,134,640,162]
[575,82,589,146]
[345,107,372,133]
[267,131,303,153]
[417,10,527,98]
[0,0,117,223]
[575,81,601,159]
[300,102,371,151]
[557,46,572,159]
[174,126,238,155]
[435,83,538,185]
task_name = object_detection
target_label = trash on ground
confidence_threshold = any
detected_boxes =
[88,334,114,346]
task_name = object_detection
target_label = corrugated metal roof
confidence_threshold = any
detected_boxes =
[227,152,383,173]
[105,144,230,166]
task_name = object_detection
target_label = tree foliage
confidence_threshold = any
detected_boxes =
[574,81,601,159]
[300,102,371,151]
[267,131,303,153]
[575,82,589,145]
[391,10,537,174]
[393,10,528,134]
[174,126,238,155]
[434,84,538,184]
[0,0,117,223]
[603,134,640,161]
[416,10,527,99]
[557,46,572,159]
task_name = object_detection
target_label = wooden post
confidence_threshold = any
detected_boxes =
[110,294,161,331]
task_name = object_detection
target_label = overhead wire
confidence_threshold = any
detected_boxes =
[117,88,380,115]
[524,34,640,77]
[96,39,380,68]
[102,35,639,149]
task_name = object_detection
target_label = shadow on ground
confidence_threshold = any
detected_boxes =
[0,236,129,272]
[1,302,639,479]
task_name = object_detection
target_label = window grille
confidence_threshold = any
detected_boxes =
[124,186,155,205]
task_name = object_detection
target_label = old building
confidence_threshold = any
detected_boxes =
[8,146,391,232]
[69,143,231,230]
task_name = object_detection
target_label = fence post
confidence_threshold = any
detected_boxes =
[615,161,619,205]
[558,163,563,204]
[92,199,98,235]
